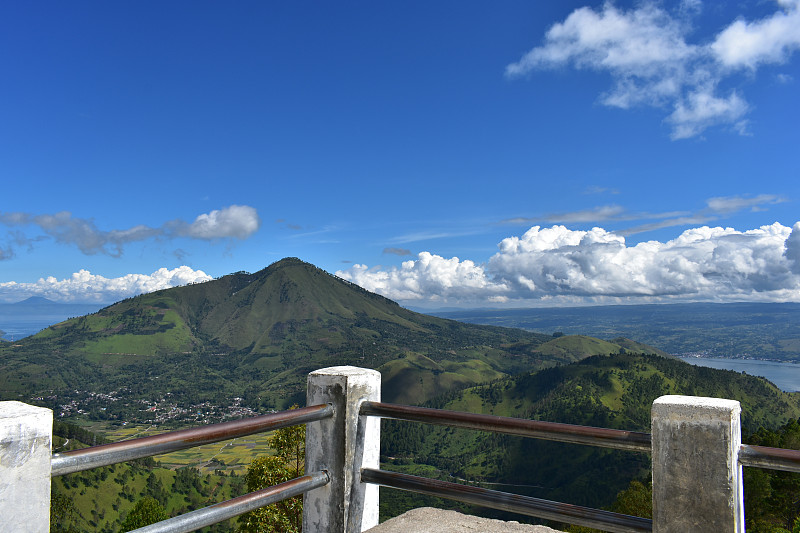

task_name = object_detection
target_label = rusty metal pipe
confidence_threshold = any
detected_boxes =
[51,403,334,476]
[360,401,651,453]
[740,444,800,473]
[361,468,652,533]
[130,470,329,533]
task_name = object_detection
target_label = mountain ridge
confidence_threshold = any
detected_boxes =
[6,258,647,412]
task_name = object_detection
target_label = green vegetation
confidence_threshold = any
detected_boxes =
[379,352,800,523]
[744,419,800,532]
[239,416,306,532]
[50,426,243,532]
[119,497,168,531]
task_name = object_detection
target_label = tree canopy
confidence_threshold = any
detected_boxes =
[238,408,306,532]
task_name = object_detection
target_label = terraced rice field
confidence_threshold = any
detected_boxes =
[90,423,276,474]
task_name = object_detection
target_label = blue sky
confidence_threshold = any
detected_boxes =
[1,0,799,307]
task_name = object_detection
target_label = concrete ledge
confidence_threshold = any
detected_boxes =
[0,401,53,533]
[365,508,564,533]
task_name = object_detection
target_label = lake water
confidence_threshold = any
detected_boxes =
[678,356,800,393]
[0,315,68,341]
[0,300,102,341]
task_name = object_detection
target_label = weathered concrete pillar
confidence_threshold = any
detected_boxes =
[0,401,53,533]
[304,366,380,533]
[651,395,744,533]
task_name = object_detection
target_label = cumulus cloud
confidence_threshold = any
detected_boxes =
[506,0,800,139]
[0,205,260,259]
[490,224,797,298]
[0,266,213,303]
[337,252,508,302]
[337,222,800,305]
[785,222,800,274]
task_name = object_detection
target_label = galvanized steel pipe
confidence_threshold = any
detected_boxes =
[361,468,652,533]
[739,444,800,473]
[130,471,329,533]
[360,401,652,453]
[51,403,334,476]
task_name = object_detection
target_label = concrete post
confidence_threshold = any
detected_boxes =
[304,366,381,533]
[0,401,53,533]
[651,395,744,533]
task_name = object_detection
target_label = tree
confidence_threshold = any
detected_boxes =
[50,490,84,533]
[120,496,168,531]
[565,480,652,533]
[611,480,652,518]
[238,407,306,532]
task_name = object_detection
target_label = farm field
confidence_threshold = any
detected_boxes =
[81,421,274,475]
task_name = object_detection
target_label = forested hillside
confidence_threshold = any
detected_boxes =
[379,352,800,523]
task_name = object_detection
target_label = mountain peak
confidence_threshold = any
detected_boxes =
[14,296,57,306]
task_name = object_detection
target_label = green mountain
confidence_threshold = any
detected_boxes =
[4,258,657,416]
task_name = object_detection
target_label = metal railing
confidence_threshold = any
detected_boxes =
[358,401,800,533]
[7,366,800,532]
[361,468,652,532]
[129,472,329,533]
[360,401,653,533]
[51,404,334,532]
[360,401,652,452]
[739,443,800,473]
[52,403,334,476]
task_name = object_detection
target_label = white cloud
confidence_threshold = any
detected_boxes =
[0,266,213,303]
[506,1,800,139]
[506,3,694,79]
[337,223,800,305]
[503,205,627,225]
[506,194,784,234]
[178,205,261,240]
[711,1,800,69]
[0,205,261,259]
[489,224,797,299]
[785,222,800,274]
[665,89,749,140]
[337,252,508,302]
[706,194,786,213]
